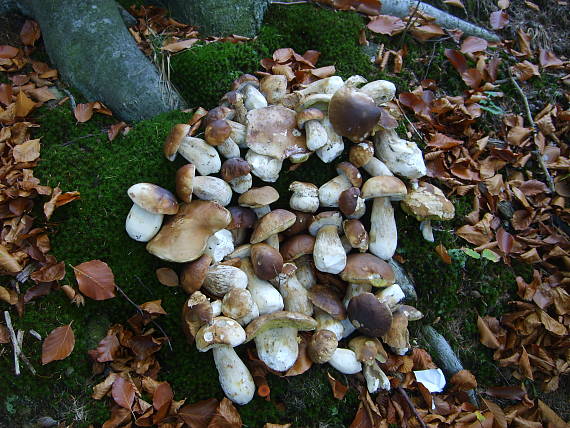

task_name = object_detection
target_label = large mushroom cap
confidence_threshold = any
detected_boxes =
[205,119,232,146]
[246,105,307,160]
[251,243,284,280]
[401,183,455,221]
[146,201,231,263]
[340,253,395,286]
[238,186,279,208]
[347,293,392,337]
[280,234,315,261]
[245,311,317,341]
[250,209,296,243]
[128,183,178,215]
[308,285,346,320]
[195,316,246,351]
[361,176,407,200]
[328,87,382,142]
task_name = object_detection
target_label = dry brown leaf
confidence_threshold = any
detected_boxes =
[435,244,452,264]
[41,324,75,364]
[13,138,40,162]
[0,45,19,59]
[490,11,509,29]
[30,261,66,282]
[410,23,445,42]
[107,121,128,141]
[538,310,567,336]
[484,385,527,400]
[477,315,501,349]
[74,103,94,123]
[263,424,292,428]
[0,285,18,305]
[512,61,540,81]
[43,187,61,220]
[284,336,312,376]
[537,400,567,427]
[140,299,167,315]
[327,372,348,399]
[112,376,135,410]
[92,372,119,400]
[482,398,507,428]
[450,369,477,391]
[460,36,488,54]
[0,324,10,343]
[20,20,40,46]
[538,49,563,68]
[179,398,219,428]
[519,347,533,380]
[27,86,57,103]
[444,0,465,8]
[73,259,116,300]
[15,90,36,117]
[461,68,483,89]
[55,191,81,208]
[162,38,199,53]
[102,406,131,428]
[0,83,12,105]
[516,28,532,57]
[445,49,468,74]
[156,267,179,287]
[0,245,22,273]
[208,397,242,428]
[496,228,513,254]
[94,334,120,362]
[366,15,406,35]
[153,381,173,410]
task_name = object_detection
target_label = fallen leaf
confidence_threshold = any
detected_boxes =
[496,228,513,254]
[539,310,567,336]
[42,324,75,364]
[0,83,12,105]
[349,402,374,428]
[20,20,41,46]
[538,400,567,428]
[450,369,477,391]
[95,334,120,362]
[156,267,178,287]
[444,0,465,8]
[512,61,540,81]
[477,315,501,349]
[538,49,563,68]
[0,324,10,343]
[410,23,445,42]
[162,38,199,53]
[284,336,312,376]
[484,385,527,400]
[0,245,22,273]
[112,377,135,410]
[73,259,116,300]
[153,381,173,411]
[0,45,19,59]
[92,372,119,399]
[128,334,162,360]
[490,11,509,29]
[519,347,533,379]
[74,103,94,123]
[518,179,549,195]
[107,121,128,141]
[461,68,483,89]
[460,36,488,54]
[30,261,66,282]
[366,15,406,35]
[516,28,532,57]
[15,90,36,117]
[55,191,81,207]
[0,285,18,305]
[101,406,130,428]
[179,398,219,428]
[435,244,452,264]
[327,372,348,399]
[140,299,167,315]
[13,138,40,162]
[445,49,468,74]
[482,398,507,428]
[43,187,62,220]
[208,397,242,428]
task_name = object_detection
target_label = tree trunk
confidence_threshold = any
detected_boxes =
[162,0,271,37]
[7,0,186,122]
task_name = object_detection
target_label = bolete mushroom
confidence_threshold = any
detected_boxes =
[296,108,327,151]
[164,133,221,176]
[221,158,253,194]
[308,329,338,364]
[318,162,362,208]
[289,181,319,213]
[374,129,426,180]
[240,258,284,315]
[192,176,233,206]
[309,211,346,274]
[222,288,259,326]
[347,292,393,337]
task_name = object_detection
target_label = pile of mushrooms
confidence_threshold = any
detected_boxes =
[124,71,455,405]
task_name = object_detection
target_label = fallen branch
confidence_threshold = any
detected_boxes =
[3,312,36,376]
[397,386,428,428]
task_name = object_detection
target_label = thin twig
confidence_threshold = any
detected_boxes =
[509,71,556,192]
[4,312,20,375]
[59,87,77,111]
[422,43,437,82]
[397,387,428,428]
[271,0,309,4]
[396,104,427,145]
[114,284,173,351]
[399,0,422,49]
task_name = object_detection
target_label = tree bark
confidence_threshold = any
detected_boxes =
[161,0,271,37]
[6,0,186,122]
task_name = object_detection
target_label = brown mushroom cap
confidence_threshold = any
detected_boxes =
[238,186,279,209]
[280,234,315,261]
[147,201,231,263]
[282,211,312,237]
[349,142,374,168]
[246,105,307,160]
[222,288,255,320]
[343,220,369,252]
[232,74,259,91]
[381,310,409,350]
[175,164,195,203]
[128,183,179,215]
[296,108,325,129]
[308,329,338,364]
[250,209,296,244]
[338,187,360,216]
[347,293,393,337]
[205,119,232,146]
[251,243,284,280]
[227,206,257,231]
[221,158,252,182]
[348,336,388,364]
[400,183,455,221]
[196,316,246,351]
[308,211,343,236]
[181,291,214,343]
[361,176,407,200]
[328,87,382,142]
[245,311,317,341]
[180,254,213,294]
[308,285,346,320]
[340,253,395,286]
[336,162,363,188]
[164,124,190,161]
[205,106,235,125]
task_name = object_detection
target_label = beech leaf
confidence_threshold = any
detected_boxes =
[95,334,120,362]
[153,381,173,411]
[450,369,477,390]
[366,15,406,35]
[477,316,501,349]
[496,228,513,254]
[460,36,488,54]
[327,372,349,399]
[179,398,219,428]
[489,11,509,29]
[156,267,179,287]
[74,103,94,123]
[20,20,41,46]
[42,324,75,364]
[208,397,242,428]
[112,377,135,409]
[73,260,116,300]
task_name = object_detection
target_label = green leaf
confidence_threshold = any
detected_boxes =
[462,248,480,259]
[482,249,500,262]
[475,410,486,422]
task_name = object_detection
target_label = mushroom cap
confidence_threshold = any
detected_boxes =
[381,310,409,350]
[280,234,315,261]
[127,183,178,215]
[164,124,190,160]
[348,336,388,364]
[308,285,346,320]
[308,211,342,236]
[227,206,257,230]
[340,253,395,286]
[146,201,231,263]
[175,164,195,203]
[282,211,312,237]
[338,187,360,216]
[205,106,234,125]
[361,176,407,200]
[205,119,232,146]
[347,293,393,337]
[349,142,374,168]
[401,183,455,221]
[296,108,325,129]
[336,162,363,188]
[180,254,213,294]
[250,209,296,244]
[232,74,259,91]
[238,186,279,208]
[195,316,246,351]
[222,288,256,320]
[343,220,369,251]
[251,243,284,280]
[221,158,252,182]
[328,87,382,142]
[245,311,317,341]
[181,291,214,342]
[246,105,307,160]
[308,329,338,364]
[288,181,318,195]
[260,74,288,104]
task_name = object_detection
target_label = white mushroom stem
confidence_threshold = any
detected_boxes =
[362,157,393,177]
[318,175,351,208]
[340,318,356,339]
[217,138,241,159]
[178,137,221,176]
[316,121,344,164]
[125,204,163,242]
[294,256,317,290]
[305,120,328,151]
[315,310,344,340]
[229,174,253,194]
[211,300,223,317]
[328,348,362,374]
[363,361,391,393]
[254,326,299,372]
[278,273,313,316]
[243,85,268,110]
[290,182,319,213]
[193,176,232,206]
[343,283,372,308]
[204,229,235,263]
[358,80,396,105]
[376,284,405,309]
[241,259,284,315]
[313,225,347,274]
[296,76,344,97]
[213,346,255,405]
[228,121,247,148]
[369,197,397,260]
[374,129,426,180]
[420,220,434,242]
[245,150,282,183]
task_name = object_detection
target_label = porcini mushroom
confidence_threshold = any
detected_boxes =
[202,264,248,297]
[340,253,395,287]
[222,288,259,326]
[195,317,255,405]
[309,211,346,274]
[192,176,233,206]
[273,263,313,316]
[260,74,288,104]
[308,329,338,364]
[175,164,195,203]
[347,292,393,337]
[164,134,221,176]
[296,108,327,151]
[240,258,284,315]
[221,158,253,194]
[328,87,382,142]
[245,149,283,183]
[374,129,427,180]
[204,229,235,262]
[348,336,391,392]
[289,181,319,213]
[318,162,362,208]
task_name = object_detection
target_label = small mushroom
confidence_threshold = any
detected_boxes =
[221,158,253,194]
[348,142,374,168]
[289,181,319,213]
[308,329,338,364]
[309,211,346,274]
[195,317,255,405]
[381,309,409,355]
[243,84,268,110]
[272,263,313,316]
[251,243,283,280]
[295,76,344,97]
[259,74,288,104]
[245,311,317,372]
[293,255,317,290]
[314,308,345,341]
[222,288,259,326]
[125,183,178,242]
[318,162,362,208]
[250,209,296,246]
[180,254,213,294]
[296,108,327,151]
[240,258,284,315]
[280,234,315,262]
[204,229,235,262]
[163,123,190,161]
[227,206,257,245]
[205,119,241,159]
[245,149,283,183]
[308,284,346,321]
[238,186,279,218]
[358,80,396,105]
[316,117,344,163]
[375,284,405,309]
[181,291,213,343]
[348,336,390,392]
[175,164,195,203]
[203,264,248,297]
[164,134,221,176]
[192,176,233,206]
[340,253,395,287]
[347,292,393,337]
[342,220,369,252]
[362,156,393,177]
